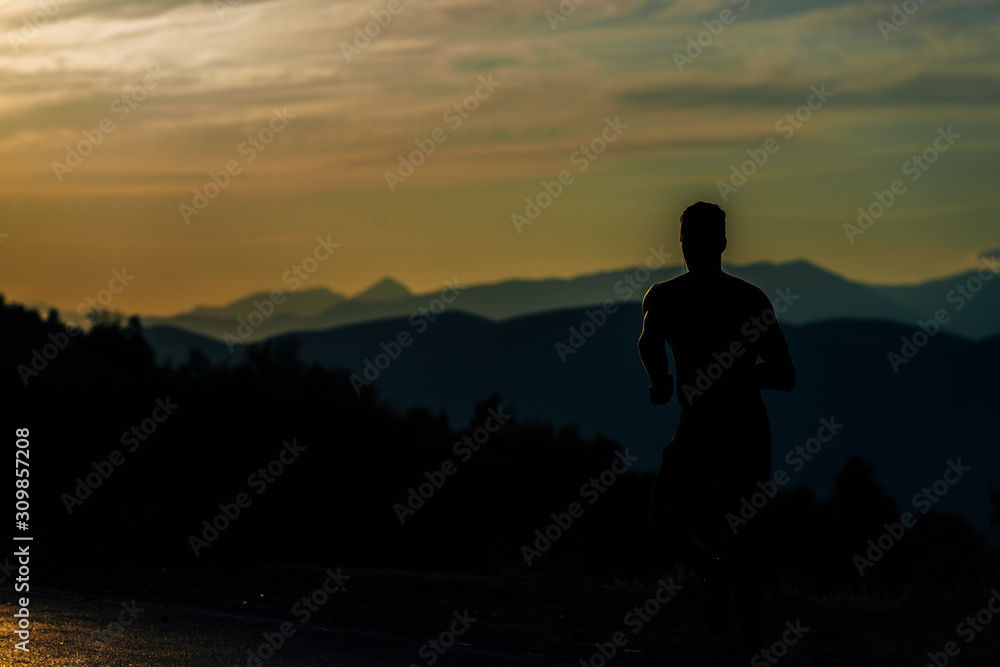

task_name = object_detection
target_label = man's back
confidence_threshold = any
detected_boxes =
[642,270,782,412]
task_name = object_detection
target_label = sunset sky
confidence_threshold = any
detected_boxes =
[0,0,997,316]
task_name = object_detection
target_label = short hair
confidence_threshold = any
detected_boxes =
[680,202,726,243]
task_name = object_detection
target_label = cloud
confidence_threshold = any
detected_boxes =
[0,0,997,197]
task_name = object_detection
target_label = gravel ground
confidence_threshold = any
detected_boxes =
[4,567,999,666]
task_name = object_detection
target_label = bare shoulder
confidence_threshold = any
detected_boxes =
[720,272,771,307]
[641,274,686,311]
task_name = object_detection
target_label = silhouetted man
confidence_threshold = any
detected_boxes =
[639,202,795,663]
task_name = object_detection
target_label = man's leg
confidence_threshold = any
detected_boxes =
[652,416,739,638]
[649,417,720,575]
[702,473,735,637]
[720,407,771,660]
[649,445,714,572]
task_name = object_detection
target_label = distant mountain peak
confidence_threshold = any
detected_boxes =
[353,277,412,302]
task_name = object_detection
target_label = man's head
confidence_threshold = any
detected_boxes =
[679,201,727,271]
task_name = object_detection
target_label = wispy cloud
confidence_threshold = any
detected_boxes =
[0,0,997,311]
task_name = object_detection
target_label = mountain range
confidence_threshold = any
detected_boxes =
[142,261,1000,342]
[137,259,1000,343]
[119,257,1000,544]
[144,301,1000,546]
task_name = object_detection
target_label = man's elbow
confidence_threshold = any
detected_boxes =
[637,339,650,365]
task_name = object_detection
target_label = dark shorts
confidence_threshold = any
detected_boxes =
[650,399,772,551]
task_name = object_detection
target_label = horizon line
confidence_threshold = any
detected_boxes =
[5,255,988,321]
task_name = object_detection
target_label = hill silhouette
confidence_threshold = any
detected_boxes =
[137,259,1000,342]
[352,276,412,302]
[144,303,1000,545]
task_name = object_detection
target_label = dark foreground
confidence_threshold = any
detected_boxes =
[6,567,999,666]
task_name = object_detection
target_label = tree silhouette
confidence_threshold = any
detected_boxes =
[1,295,995,602]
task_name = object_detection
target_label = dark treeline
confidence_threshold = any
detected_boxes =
[2,297,996,606]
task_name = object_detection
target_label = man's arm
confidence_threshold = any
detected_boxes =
[754,300,795,391]
[638,293,674,404]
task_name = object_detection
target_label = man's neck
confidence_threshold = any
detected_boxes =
[687,263,723,275]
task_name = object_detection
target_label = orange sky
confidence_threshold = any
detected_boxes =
[1,0,998,316]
